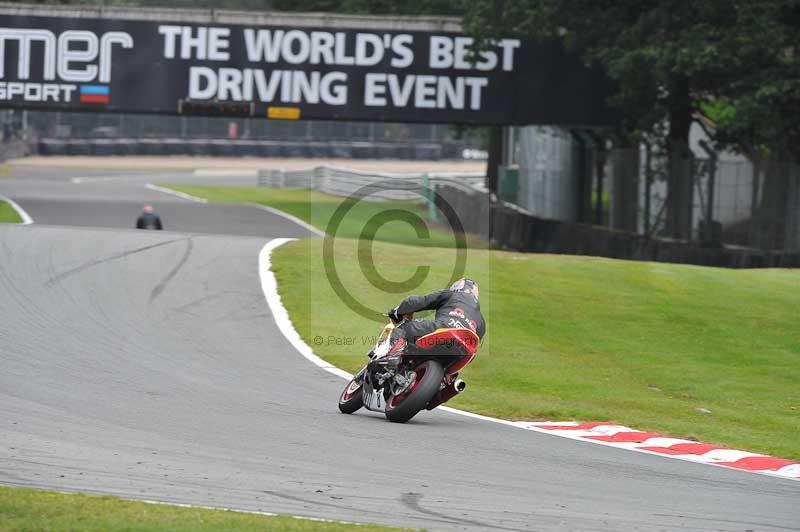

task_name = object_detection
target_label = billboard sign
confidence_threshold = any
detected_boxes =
[0,14,618,126]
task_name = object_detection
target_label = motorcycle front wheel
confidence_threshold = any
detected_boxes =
[384,360,444,423]
[338,368,365,414]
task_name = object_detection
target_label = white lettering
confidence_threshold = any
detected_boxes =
[57,30,98,82]
[99,32,133,83]
[310,32,335,64]
[0,29,57,80]
[244,29,283,62]
[388,74,415,107]
[252,69,282,101]
[334,32,354,65]
[180,26,207,60]
[498,39,521,71]
[281,30,311,64]
[364,73,387,106]
[0,82,76,102]
[207,27,230,61]
[320,71,347,105]
[414,75,437,108]
[437,76,463,109]
[465,77,488,109]
[390,34,413,68]
[158,25,181,59]
[429,36,453,69]
[188,66,217,99]
[217,67,242,100]
[355,33,383,66]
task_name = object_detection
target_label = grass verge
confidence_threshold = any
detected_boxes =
[0,485,414,531]
[272,238,800,460]
[161,184,485,249]
[0,199,22,223]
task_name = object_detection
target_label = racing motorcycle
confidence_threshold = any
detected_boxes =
[337,316,480,423]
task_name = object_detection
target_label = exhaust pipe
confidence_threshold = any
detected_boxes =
[427,378,466,410]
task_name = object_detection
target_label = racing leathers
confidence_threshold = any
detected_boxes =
[387,278,485,353]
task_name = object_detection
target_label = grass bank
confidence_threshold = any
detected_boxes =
[272,238,800,460]
[0,199,22,223]
[162,184,485,248]
[0,485,414,531]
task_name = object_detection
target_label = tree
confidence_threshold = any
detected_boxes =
[268,0,464,16]
[462,0,800,239]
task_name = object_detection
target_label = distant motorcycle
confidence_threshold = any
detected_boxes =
[338,317,479,423]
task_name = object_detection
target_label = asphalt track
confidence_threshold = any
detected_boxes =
[1,169,799,531]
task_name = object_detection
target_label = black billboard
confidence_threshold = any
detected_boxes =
[0,14,618,126]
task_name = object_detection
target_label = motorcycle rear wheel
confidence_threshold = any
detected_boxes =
[385,360,444,423]
[338,369,365,414]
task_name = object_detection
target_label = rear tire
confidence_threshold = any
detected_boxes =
[338,369,365,414]
[385,360,444,423]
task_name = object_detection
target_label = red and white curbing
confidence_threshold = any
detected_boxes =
[513,421,800,481]
[259,239,799,484]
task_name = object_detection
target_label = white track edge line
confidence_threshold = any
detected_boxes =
[145,183,208,203]
[248,203,325,237]
[137,498,369,525]
[0,194,33,224]
[0,484,368,527]
[144,184,324,237]
[258,239,799,483]
[259,238,351,380]
[193,168,258,177]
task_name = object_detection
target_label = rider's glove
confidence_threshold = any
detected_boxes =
[388,306,402,324]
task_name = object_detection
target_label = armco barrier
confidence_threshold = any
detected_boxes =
[435,184,800,268]
[258,165,485,202]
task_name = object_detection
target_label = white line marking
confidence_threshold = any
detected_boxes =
[0,194,33,224]
[0,485,367,527]
[145,185,323,237]
[145,183,208,203]
[193,169,258,177]
[137,498,365,525]
[257,239,799,482]
[258,238,351,380]
[248,203,324,237]
[71,176,119,184]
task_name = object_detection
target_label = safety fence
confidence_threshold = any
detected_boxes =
[505,126,800,253]
[257,165,485,201]
[36,137,459,160]
[23,110,480,160]
[436,184,800,268]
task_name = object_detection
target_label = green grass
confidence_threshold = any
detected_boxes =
[272,238,800,460]
[0,485,414,531]
[162,184,485,249]
[0,199,22,223]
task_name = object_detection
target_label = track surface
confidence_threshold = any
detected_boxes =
[1,169,799,531]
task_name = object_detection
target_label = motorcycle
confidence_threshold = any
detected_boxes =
[337,316,480,423]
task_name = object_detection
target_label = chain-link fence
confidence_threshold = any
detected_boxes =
[25,110,475,145]
[506,126,800,253]
[19,110,483,159]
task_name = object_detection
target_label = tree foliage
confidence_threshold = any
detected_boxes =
[462,0,800,161]
[31,0,800,160]
[268,0,463,16]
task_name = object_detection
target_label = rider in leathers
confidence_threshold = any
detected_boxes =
[385,278,485,357]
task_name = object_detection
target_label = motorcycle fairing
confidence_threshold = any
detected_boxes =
[362,384,386,412]
[414,327,480,373]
